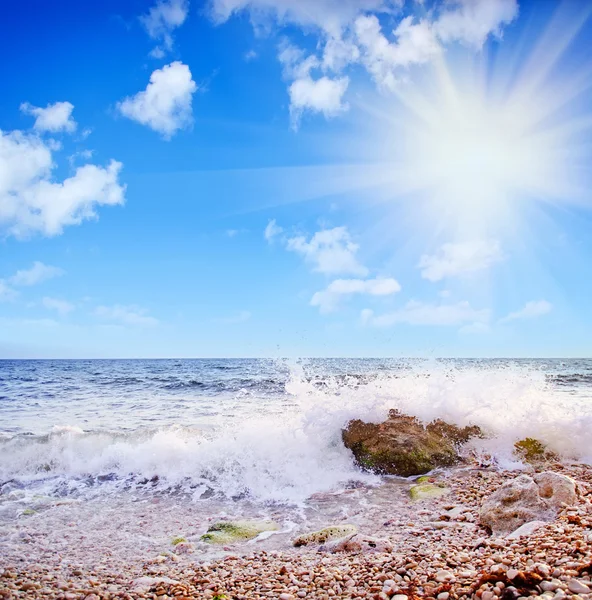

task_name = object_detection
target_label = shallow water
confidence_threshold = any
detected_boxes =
[1,358,591,514]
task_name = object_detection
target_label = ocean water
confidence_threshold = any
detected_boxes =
[1,358,591,513]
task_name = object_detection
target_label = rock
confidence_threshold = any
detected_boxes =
[409,483,451,501]
[201,520,279,544]
[514,438,558,463]
[326,533,393,554]
[293,525,357,547]
[174,541,195,554]
[171,536,187,545]
[479,474,559,535]
[533,472,577,508]
[480,471,578,535]
[342,410,480,476]
[568,580,591,594]
[130,577,179,594]
[506,520,547,539]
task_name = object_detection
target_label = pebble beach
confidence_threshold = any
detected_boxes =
[2,463,591,600]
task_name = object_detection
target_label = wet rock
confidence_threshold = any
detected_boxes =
[409,483,451,501]
[342,410,480,476]
[479,472,576,535]
[200,520,279,544]
[514,438,558,463]
[326,533,393,554]
[293,525,357,547]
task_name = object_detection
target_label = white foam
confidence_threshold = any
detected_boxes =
[1,361,590,504]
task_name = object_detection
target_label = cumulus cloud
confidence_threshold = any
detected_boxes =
[264,218,283,241]
[0,129,125,239]
[362,300,489,327]
[209,0,399,37]
[94,305,159,327]
[140,0,188,56]
[42,296,75,315]
[9,262,64,286]
[286,226,368,276]
[20,101,77,133]
[418,240,504,281]
[500,300,552,323]
[278,42,349,128]
[210,0,518,126]
[355,15,440,91]
[311,276,400,313]
[434,0,519,49]
[117,62,197,138]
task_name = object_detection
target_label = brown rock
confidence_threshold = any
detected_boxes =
[341,410,480,476]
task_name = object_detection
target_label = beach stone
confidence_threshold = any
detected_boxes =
[568,580,591,594]
[327,533,393,554]
[480,472,577,535]
[342,410,481,476]
[409,483,451,501]
[506,520,548,539]
[293,525,357,547]
[479,475,553,535]
[200,520,279,544]
[130,577,179,594]
[534,472,577,508]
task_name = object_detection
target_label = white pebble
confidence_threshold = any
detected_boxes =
[568,580,591,595]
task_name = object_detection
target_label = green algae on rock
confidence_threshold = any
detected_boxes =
[201,520,279,544]
[171,536,187,546]
[409,482,451,501]
[342,410,481,476]
[293,525,357,547]
[514,438,558,463]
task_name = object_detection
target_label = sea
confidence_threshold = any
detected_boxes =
[0,358,590,565]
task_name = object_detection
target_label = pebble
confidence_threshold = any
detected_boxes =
[568,580,591,594]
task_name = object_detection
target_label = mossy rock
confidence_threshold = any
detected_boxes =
[21,508,37,516]
[293,524,357,547]
[171,536,187,545]
[514,438,558,464]
[415,475,434,484]
[200,520,279,544]
[409,483,450,501]
[342,410,480,476]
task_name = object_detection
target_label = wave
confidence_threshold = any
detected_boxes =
[1,361,591,505]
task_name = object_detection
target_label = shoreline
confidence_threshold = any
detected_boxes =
[1,463,591,599]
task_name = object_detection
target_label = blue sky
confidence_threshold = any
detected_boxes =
[1,0,592,358]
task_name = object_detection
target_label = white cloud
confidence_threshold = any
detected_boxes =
[288,75,349,129]
[434,0,519,49]
[141,0,188,56]
[42,296,75,315]
[210,0,518,126]
[286,226,368,276]
[311,276,400,313]
[215,310,252,323]
[278,42,349,128]
[9,262,64,286]
[264,218,283,241]
[244,49,258,61]
[117,62,197,138]
[355,14,440,91]
[0,129,125,239]
[362,300,489,327]
[500,300,552,323]
[94,305,159,327]
[418,240,504,282]
[0,281,18,302]
[20,101,77,133]
[209,0,400,37]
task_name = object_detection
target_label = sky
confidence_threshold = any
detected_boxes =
[1,0,592,358]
